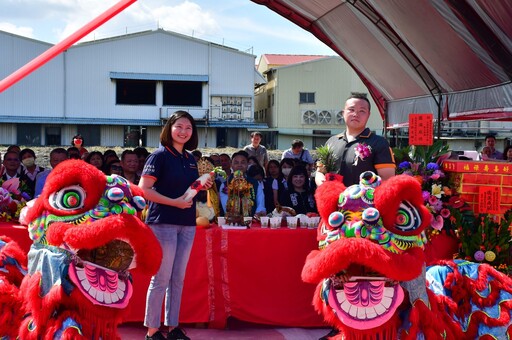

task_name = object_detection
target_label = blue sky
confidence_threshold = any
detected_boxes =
[0,0,335,61]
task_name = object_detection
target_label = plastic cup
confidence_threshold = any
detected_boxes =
[299,216,309,228]
[260,216,270,228]
[270,217,281,229]
[309,216,320,229]
[286,216,298,229]
[217,217,226,226]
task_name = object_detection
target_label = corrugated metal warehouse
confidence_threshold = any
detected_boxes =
[0,28,267,148]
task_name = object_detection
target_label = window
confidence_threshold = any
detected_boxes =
[313,130,331,148]
[124,126,142,148]
[299,92,315,104]
[45,126,61,145]
[116,79,156,105]
[17,124,41,145]
[163,81,202,106]
[78,125,101,146]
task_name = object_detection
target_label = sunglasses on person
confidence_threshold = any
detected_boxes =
[4,158,19,162]
[110,165,123,171]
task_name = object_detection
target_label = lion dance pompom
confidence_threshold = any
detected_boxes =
[303,171,512,339]
[0,160,162,339]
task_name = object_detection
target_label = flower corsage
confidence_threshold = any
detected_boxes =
[353,143,372,165]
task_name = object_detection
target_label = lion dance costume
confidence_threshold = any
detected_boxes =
[303,171,512,339]
[0,160,162,339]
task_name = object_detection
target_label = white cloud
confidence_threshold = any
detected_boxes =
[49,0,220,43]
[149,1,220,37]
[0,22,34,38]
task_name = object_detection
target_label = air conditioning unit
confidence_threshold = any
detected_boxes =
[302,110,317,124]
[335,111,344,125]
[318,110,332,124]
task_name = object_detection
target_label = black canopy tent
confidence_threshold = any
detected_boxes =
[252,0,512,133]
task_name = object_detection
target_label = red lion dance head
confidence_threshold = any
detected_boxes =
[303,171,512,339]
[14,160,162,339]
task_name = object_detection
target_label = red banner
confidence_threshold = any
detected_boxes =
[409,113,433,146]
[443,160,512,175]
[478,186,501,214]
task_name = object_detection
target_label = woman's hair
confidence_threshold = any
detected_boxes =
[19,148,36,159]
[286,165,310,191]
[71,134,84,146]
[280,158,295,169]
[85,151,104,164]
[248,156,261,167]
[266,159,280,177]
[503,145,512,160]
[160,110,198,150]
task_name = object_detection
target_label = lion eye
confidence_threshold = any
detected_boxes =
[362,207,379,225]
[49,185,86,211]
[328,211,345,228]
[395,201,421,232]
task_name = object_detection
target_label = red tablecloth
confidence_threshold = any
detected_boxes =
[0,222,33,252]
[125,225,324,328]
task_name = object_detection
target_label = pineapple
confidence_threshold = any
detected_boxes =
[315,145,338,173]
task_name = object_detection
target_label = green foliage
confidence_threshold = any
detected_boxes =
[315,145,338,173]
[410,140,451,164]
[392,146,412,164]
[393,140,451,165]
[456,210,512,274]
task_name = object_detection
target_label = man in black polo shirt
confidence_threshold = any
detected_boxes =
[318,92,395,340]
[325,92,395,187]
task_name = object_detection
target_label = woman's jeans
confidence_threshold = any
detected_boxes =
[144,224,196,328]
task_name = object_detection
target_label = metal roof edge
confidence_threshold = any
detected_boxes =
[197,121,269,129]
[110,72,209,82]
[0,116,162,126]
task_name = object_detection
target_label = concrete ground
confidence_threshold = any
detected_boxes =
[118,319,329,340]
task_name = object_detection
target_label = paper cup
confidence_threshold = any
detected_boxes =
[217,217,226,226]
[299,216,309,228]
[309,216,320,229]
[260,216,270,228]
[270,217,281,229]
[286,216,298,229]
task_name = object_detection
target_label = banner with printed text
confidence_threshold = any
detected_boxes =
[478,186,501,214]
[409,113,433,146]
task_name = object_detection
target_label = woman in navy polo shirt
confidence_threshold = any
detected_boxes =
[140,111,212,340]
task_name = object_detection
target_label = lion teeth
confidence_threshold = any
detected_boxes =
[381,296,392,309]
[75,265,126,304]
[335,286,395,320]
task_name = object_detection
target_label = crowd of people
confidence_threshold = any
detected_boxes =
[191,141,318,218]
[0,135,151,200]
[479,134,512,161]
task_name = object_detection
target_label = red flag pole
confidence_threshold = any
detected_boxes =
[0,0,137,93]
